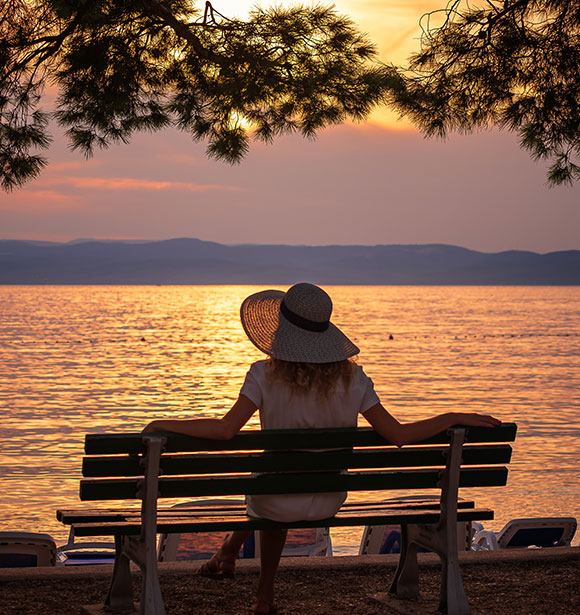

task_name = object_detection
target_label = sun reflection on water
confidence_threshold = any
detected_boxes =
[1,285,579,551]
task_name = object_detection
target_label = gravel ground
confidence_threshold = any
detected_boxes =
[1,549,578,615]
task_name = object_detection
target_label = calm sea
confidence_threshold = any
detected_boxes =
[1,286,579,554]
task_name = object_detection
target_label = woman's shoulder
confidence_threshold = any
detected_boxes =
[351,362,373,381]
[247,359,269,376]
[249,359,268,368]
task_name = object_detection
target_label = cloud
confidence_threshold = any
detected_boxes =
[0,170,244,215]
[50,176,245,193]
[3,175,245,199]
[0,189,81,212]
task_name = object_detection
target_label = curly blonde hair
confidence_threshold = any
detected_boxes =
[266,357,355,399]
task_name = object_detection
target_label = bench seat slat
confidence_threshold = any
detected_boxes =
[57,499,478,525]
[84,424,517,455]
[70,507,495,537]
[79,467,508,501]
[82,444,513,477]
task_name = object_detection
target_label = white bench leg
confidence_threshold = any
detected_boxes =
[140,566,166,615]
[389,526,419,600]
[104,536,136,613]
[439,550,470,615]
[138,435,167,615]
[140,536,166,615]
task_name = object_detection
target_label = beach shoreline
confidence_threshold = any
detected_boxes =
[2,547,578,614]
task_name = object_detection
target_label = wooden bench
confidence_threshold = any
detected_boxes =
[57,423,517,615]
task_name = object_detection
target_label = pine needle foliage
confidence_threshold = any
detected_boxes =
[0,0,398,190]
[394,0,580,185]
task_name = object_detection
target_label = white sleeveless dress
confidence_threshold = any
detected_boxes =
[239,360,380,522]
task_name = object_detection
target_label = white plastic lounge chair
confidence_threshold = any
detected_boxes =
[255,527,332,558]
[56,526,116,566]
[359,522,472,555]
[0,532,57,567]
[358,495,472,555]
[157,500,332,562]
[472,517,577,550]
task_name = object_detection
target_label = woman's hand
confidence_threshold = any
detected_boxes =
[451,412,501,428]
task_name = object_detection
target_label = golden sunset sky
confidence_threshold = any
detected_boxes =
[1,1,579,252]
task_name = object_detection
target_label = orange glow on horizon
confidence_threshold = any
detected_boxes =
[1,175,245,210]
[0,190,82,212]
[56,177,245,192]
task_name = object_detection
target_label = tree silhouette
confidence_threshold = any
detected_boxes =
[395,0,580,185]
[0,0,396,190]
[5,1,577,191]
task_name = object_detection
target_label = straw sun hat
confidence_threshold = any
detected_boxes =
[240,283,359,363]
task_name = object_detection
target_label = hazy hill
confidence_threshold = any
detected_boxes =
[0,238,578,284]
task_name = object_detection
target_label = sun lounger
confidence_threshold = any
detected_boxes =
[359,495,474,555]
[0,531,57,567]
[472,517,577,550]
[57,526,116,565]
[157,500,332,561]
[56,541,117,566]
[360,521,473,555]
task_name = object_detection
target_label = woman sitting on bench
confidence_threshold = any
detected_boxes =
[143,282,500,614]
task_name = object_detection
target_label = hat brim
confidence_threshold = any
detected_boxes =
[240,289,359,363]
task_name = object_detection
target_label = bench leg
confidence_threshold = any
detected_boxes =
[137,435,167,615]
[121,534,165,615]
[140,552,166,615]
[389,525,419,600]
[105,536,136,613]
[439,551,469,615]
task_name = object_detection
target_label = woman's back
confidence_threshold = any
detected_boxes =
[241,359,379,431]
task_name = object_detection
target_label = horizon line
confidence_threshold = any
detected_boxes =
[1,237,579,256]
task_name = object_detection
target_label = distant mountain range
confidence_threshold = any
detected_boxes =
[0,238,579,284]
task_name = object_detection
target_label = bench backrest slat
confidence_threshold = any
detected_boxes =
[79,466,509,501]
[82,444,513,477]
[84,424,517,455]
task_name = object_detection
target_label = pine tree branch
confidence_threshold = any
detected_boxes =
[140,0,228,64]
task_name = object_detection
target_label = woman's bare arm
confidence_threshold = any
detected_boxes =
[142,394,258,440]
[362,403,501,447]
